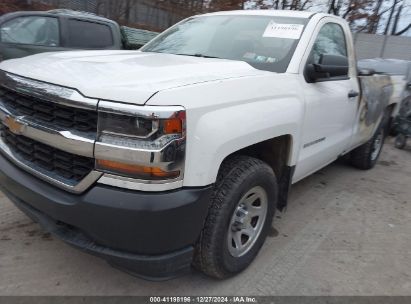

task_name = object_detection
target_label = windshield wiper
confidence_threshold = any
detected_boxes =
[176,53,220,59]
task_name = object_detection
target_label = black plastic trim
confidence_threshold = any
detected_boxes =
[277,165,296,211]
[4,190,193,280]
[0,152,213,279]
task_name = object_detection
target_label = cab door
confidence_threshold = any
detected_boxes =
[0,15,64,61]
[293,19,359,182]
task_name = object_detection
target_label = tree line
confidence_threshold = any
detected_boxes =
[208,0,410,35]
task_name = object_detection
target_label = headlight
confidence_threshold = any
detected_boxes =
[95,101,186,181]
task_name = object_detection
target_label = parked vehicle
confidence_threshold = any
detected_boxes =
[0,9,157,61]
[358,58,411,134]
[394,96,411,149]
[0,10,395,280]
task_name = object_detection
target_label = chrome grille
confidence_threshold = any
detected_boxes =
[0,86,97,133]
[1,125,94,183]
[0,70,101,192]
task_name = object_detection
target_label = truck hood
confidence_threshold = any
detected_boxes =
[0,50,266,105]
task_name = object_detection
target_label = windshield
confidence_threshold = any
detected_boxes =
[141,15,308,73]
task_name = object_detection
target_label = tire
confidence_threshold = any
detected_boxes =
[193,155,278,279]
[389,126,399,137]
[388,117,399,137]
[350,123,385,170]
[395,134,407,150]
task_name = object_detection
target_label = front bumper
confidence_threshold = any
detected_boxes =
[0,153,212,280]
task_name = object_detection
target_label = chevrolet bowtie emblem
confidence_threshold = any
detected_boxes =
[5,116,25,135]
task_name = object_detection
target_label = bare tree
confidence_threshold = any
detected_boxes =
[209,0,246,10]
[328,0,343,15]
[287,0,313,10]
[390,1,411,36]
[367,0,383,33]
[391,2,403,34]
[394,23,411,35]
[384,0,401,35]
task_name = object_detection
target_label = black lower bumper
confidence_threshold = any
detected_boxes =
[0,153,212,280]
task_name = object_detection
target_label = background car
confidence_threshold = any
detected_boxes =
[0,9,158,61]
[358,58,411,134]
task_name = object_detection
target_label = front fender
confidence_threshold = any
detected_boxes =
[149,73,305,187]
[187,102,302,187]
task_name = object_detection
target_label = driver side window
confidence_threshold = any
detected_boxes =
[308,23,347,65]
[0,16,60,47]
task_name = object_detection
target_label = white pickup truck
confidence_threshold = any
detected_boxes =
[0,10,394,280]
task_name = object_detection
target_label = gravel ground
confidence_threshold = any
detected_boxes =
[0,138,410,296]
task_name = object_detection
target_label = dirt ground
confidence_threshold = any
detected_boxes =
[0,138,410,296]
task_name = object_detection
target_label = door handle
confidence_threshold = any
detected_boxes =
[348,90,359,98]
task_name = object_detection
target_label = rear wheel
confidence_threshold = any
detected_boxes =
[193,156,277,279]
[350,124,385,170]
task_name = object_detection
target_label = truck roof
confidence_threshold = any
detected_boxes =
[0,9,118,26]
[201,10,317,19]
[46,9,115,23]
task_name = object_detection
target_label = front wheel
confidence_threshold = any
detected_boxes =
[350,124,385,170]
[193,156,278,279]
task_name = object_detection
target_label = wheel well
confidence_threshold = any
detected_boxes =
[221,135,294,211]
[385,103,396,117]
[384,103,396,134]
[388,102,396,111]
[235,135,292,178]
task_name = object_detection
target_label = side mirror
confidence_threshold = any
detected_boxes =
[305,54,349,83]
[407,81,411,90]
[358,68,375,76]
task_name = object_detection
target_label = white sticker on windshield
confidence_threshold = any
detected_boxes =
[263,21,304,39]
